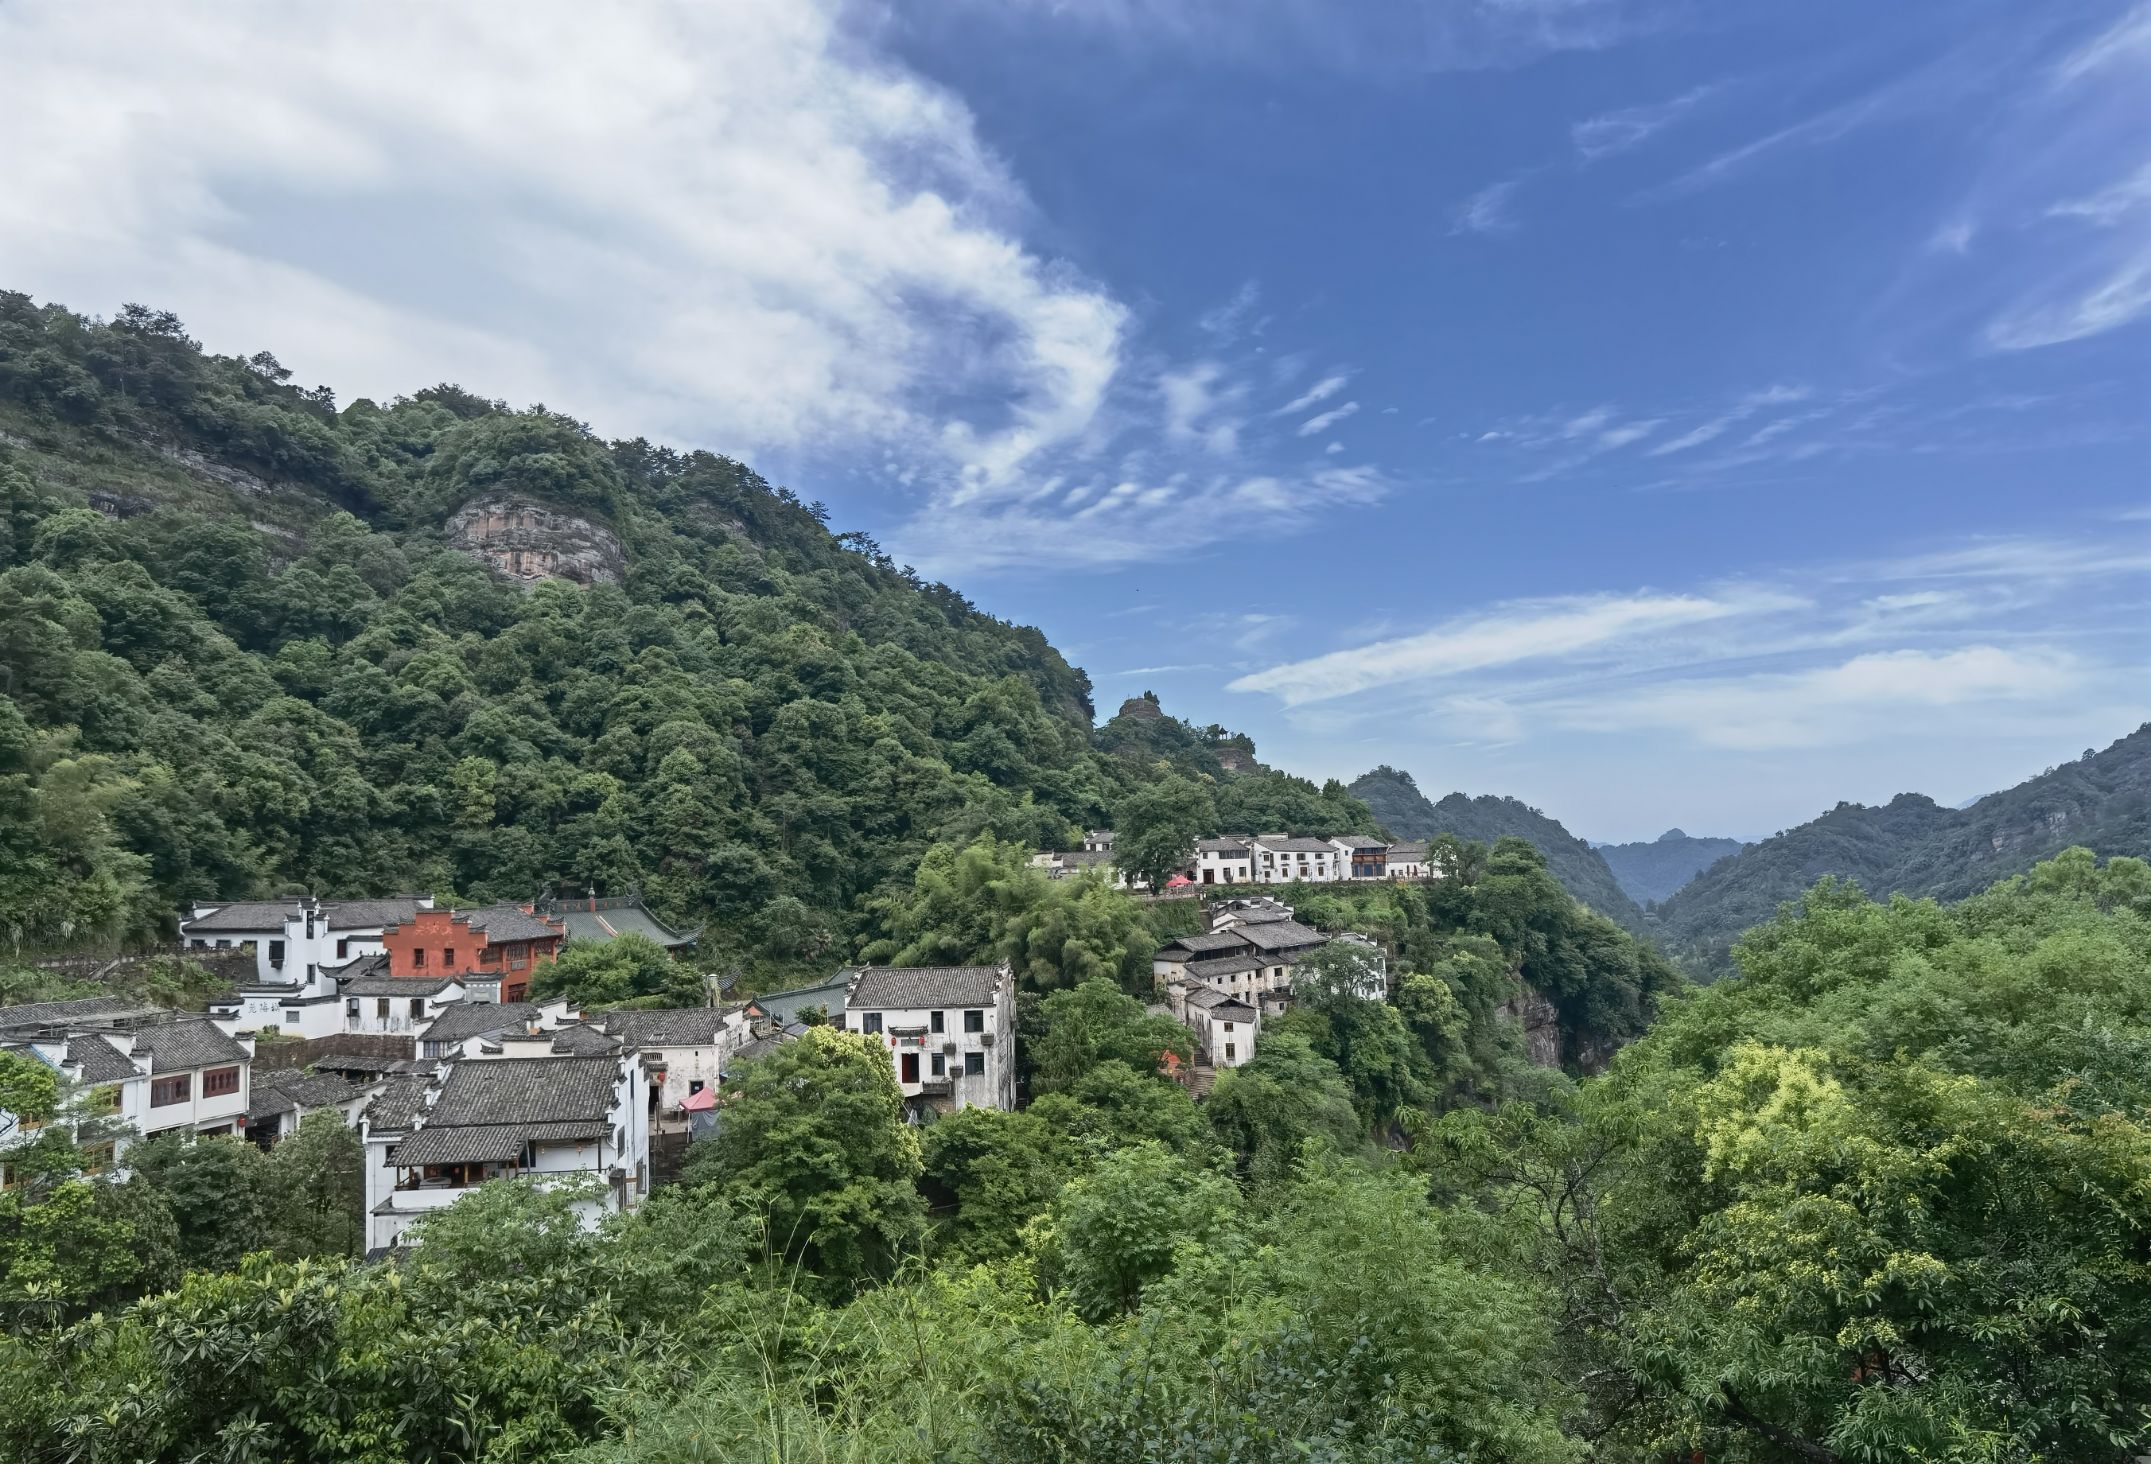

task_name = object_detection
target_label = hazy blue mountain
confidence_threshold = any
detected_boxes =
[1597,829,1748,906]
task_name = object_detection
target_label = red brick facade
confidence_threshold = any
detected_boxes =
[380,906,564,1003]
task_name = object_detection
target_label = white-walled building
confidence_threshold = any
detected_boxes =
[363,1050,650,1254]
[1191,837,1254,886]
[343,971,467,1037]
[180,896,432,988]
[1173,984,1259,1067]
[840,965,1017,1118]
[591,1008,753,1133]
[414,998,579,1060]
[1385,841,1430,879]
[1251,835,1345,883]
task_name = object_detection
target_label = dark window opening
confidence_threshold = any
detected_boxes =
[962,1010,984,1033]
[963,1051,985,1077]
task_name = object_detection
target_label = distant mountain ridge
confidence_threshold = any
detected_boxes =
[1349,767,1645,929]
[1597,829,1748,907]
[1655,722,2151,972]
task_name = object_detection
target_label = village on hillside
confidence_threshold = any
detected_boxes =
[0,843,1403,1255]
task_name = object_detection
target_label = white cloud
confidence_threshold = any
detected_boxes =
[1597,419,1661,450]
[1649,384,1810,456]
[2046,162,2151,226]
[1297,401,1360,436]
[1279,373,1350,415]
[1160,361,1244,455]
[1553,646,2086,750]
[1929,219,1978,255]
[1986,258,2151,350]
[1198,280,1264,338]
[1572,84,1718,161]
[1562,404,1617,437]
[1451,178,1523,236]
[0,0,1402,575]
[1228,590,1780,706]
[0,0,1126,485]
[2053,2,2151,85]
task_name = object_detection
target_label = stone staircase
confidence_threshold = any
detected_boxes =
[1188,1063,1218,1099]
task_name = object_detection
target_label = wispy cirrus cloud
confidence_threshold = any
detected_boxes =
[1545,645,2087,749]
[1451,177,1525,236]
[1231,526,2151,751]
[1572,83,1721,161]
[1278,373,1351,415]
[1227,589,1787,705]
[1297,401,1360,436]
[1648,384,1809,455]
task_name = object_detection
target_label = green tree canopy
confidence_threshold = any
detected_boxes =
[679,1026,924,1296]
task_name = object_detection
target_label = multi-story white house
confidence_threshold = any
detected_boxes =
[841,965,1017,1118]
[1173,984,1259,1067]
[1385,841,1430,879]
[1192,837,1255,886]
[589,1007,754,1133]
[1250,835,1345,883]
[363,1049,650,1254]
[180,896,432,988]
[131,1018,257,1140]
[0,1010,157,1180]
[342,969,468,1037]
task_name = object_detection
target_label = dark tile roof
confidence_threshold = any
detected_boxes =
[65,1034,142,1084]
[324,898,428,928]
[248,1068,372,1121]
[595,1009,730,1046]
[1195,837,1249,854]
[548,1024,622,1056]
[185,898,426,932]
[316,1052,404,1075]
[727,1029,795,1068]
[1332,835,1387,850]
[844,965,1004,1011]
[745,980,849,1024]
[463,905,563,944]
[1385,840,1429,858]
[419,1002,539,1046]
[1186,952,1265,979]
[132,1018,249,1073]
[341,971,459,998]
[1255,835,1337,854]
[181,900,299,932]
[0,996,156,1031]
[362,1074,434,1132]
[550,902,698,949]
[1185,986,1257,1016]
[1157,931,1251,958]
[426,1057,620,1128]
[390,1126,527,1166]
[1237,920,1327,954]
[1053,849,1114,868]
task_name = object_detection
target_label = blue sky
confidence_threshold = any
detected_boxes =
[1,1,2147,840]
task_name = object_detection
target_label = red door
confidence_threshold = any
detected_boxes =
[901,1053,919,1084]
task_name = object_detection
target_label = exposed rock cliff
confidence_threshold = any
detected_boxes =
[446,495,625,587]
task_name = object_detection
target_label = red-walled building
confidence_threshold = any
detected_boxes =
[379,905,565,1003]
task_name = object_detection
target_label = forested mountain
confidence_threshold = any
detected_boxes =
[1349,766,1644,928]
[1596,828,1747,906]
[1654,723,2151,971]
[0,290,1371,976]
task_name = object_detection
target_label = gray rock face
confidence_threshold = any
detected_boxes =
[445,495,625,588]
